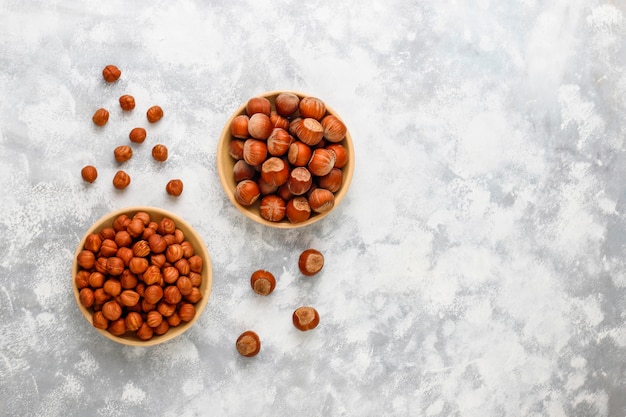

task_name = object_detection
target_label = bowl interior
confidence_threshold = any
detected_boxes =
[72,206,212,346]
[217,90,354,228]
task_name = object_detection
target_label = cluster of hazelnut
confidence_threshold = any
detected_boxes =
[75,211,204,341]
[229,93,349,223]
[81,65,183,197]
[235,248,323,357]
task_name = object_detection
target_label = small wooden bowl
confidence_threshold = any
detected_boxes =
[71,206,212,346]
[217,90,354,228]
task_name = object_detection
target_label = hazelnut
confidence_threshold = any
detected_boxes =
[108,318,127,336]
[93,311,109,329]
[77,250,96,269]
[185,287,203,303]
[188,255,203,273]
[119,290,140,307]
[94,288,111,304]
[163,266,179,284]
[143,265,162,285]
[129,127,147,144]
[158,218,176,235]
[178,303,196,322]
[321,114,347,142]
[259,195,286,222]
[119,95,136,111]
[144,284,163,304]
[275,92,300,117]
[308,188,335,214]
[261,157,289,186]
[287,167,312,196]
[229,139,245,160]
[166,179,183,197]
[112,170,131,189]
[176,276,193,296]
[146,310,163,328]
[152,144,168,162]
[132,239,151,257]
[151,253,166,268]
[294,118,324,146]
[102,65,121,82]
[92,108,109,126]
[146,105,163,123]
[89,272,105,288]
[286,196,311,224]
[181,241,195,258]
[99,227,116,241]
[325,143,348,168]
[116,247,134,265]
[148,234,167,253]
[288,117,303,137]
[188,271,202,287]
[250,270,276,296]
[233,160,256,182]
[231,115,250,139]
[318,168,343,193]
[175,258,190,276]
[236,330,261,357]
[158,301,177,317]
[153,320,170,335]
[81,165,98,183]
[246,96,271,116]
[248,113,273,140]
[298,249,324,276]
[114,145,133,163]
[75,270,90,289]
[234,179,260,206]
[133,211,151,226]
[163,285,182,304]
[125,312,143,331]
[292,306,320,331]
[243,139,268,166]
[307,148,336,176]
[299,97,326,120]
[288,141,312,167]
[128,257,149,274]
[136,322,154,340]
[126,218,145,238]
[277,183,293,201]
[79,288,95,308]
[166,243,184,263]
[270,111,290,130]
[120,270,138,289]
[94,258,109,275]
[101,300,122,321]
[167,313,181,327]
[257,177,278,196]
[103,278,122,296]
[267,128,292,156]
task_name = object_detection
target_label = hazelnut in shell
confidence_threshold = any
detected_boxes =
[292,306,320,331]
[259,195,286,222]
[236,330,261,357]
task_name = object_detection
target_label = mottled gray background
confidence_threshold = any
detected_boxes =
[1,1,626,416]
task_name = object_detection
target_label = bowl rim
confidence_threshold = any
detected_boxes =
[71,206,212,346]
[217,90,355,228]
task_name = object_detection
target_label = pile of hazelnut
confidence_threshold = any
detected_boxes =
[75,211,204,341]
[228,93,349,223]
[81,65,183,197]
[236,248,323,357]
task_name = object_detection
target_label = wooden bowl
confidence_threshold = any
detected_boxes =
[71,206,212,346]
[217,90,354,228]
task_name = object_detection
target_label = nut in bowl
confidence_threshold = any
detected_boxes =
[72,206,212,346]
[217,91,354,228]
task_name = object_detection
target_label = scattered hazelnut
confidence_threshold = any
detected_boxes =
[119,290,140,307]
[298,249,324,276]
[102,65,121,82]
[146,105,163,123]
[292,306,320,331]
[250,270,276,296]
[166,179,183,196]
[152,144,168,162]
[81,165,98,183]
[92,108,109,126]
[119,95,136,111]
[114,145,133,163]
[236,330,261,357]
[129,127,147,143]
[112,170,131,189]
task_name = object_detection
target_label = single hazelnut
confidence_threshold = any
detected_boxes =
[174,229,185,244]
[288,117,303,137]
[99,227,116,241]
[188,255,202,273]
[270,111,290,130]
[89,271,106,288]
[107,318,127,336]
[231,114,250,139]
[102,300,122,321]
[166,179,183,196]
[143,284,164,304]
[181,241,195,258]
[299,97,326,120]
[113,214,131,231]
[119,95,136,111]
[292,306,320,331]
[119,290,140,307]
[114,145,133,163]
[233,160,256,182]
[128,257,149,274]
[112,170,131,189]
[234,179,261,206]
[243,139,268,166]
[133,239,151,257]
[102,65,121,82]
[147,234,166,255]
[288,141,312,167]
[308,188,335,214]
[259,195,286,222]
[157,301,177,317]
[103,278,122,296]
[79,288,95,308]
[294,118,324,146]
[92,108,109,126]
[236,330,261,357]
[77,250,96,269]
[188,271,202,287]
[321,114,347,142]
[166,243,184,263]
[185,287,203,303]
[248,113,273,140]
[126,218,145,238]
[261,157,289,186]
[325,143,348,168]
[125,312,143,331]
[178,303,196,322]
[116,247,134,265]
[158,217,176,235]
[146,310,163,328]
[229,139,245,160]
[250,270,276,296]
[136,322,154,340]
[153,320,170,335]
[175,258,190,276]
[176,276,193,296]
[287,167,313,196]
[277,183,293,201]
[298,249,324,276]
[129,127,147,144]
[307,148,336,177]
[93,288,111,304]
[266,128,293,157]
[286,196,311,223]
[141,299,156,313]
[94,257,109,275]
[120,270,138,289]
[142,265,162,285]
[162,266,180,284]
[93,311,109,329]
[146,105,163,123]
[152,144,168,162]
[246,96,271,116]
[75,270,90,289]
[151,253,166,268]
[81,165,98,183]
[318,168,343,193]
[274,92,300,117]
[167,313,182,327]
[163,285,182,304]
